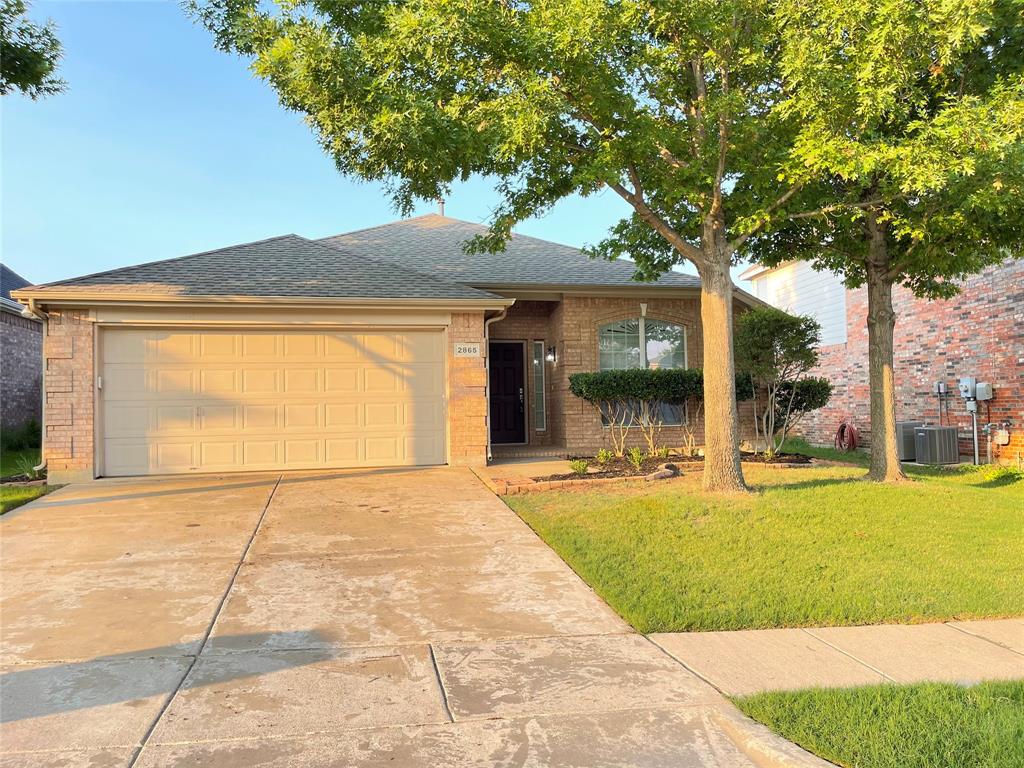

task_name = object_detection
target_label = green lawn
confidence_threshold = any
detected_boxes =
[0,484,51,514]
[1,448,49,514]
[735,681,1024,768]
[505,464,1024,632]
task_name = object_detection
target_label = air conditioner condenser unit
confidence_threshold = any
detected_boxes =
[895,421,925,461]
[914,426,959,465]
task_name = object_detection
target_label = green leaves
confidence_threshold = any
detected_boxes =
[1,0,64,99]
[759,0,1024,297]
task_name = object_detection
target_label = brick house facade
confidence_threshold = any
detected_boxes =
[1,266,43,435]
[746,259,1023,465]
[490,294,758,457]
[15,216,763,481]
[1,308,43,433]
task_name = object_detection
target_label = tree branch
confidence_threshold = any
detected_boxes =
[608,176,704,264]
[727,183,804,254]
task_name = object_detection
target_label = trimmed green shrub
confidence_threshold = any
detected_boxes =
[568,368,753,456]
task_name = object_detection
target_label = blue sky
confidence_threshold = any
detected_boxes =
[3,2,745,287]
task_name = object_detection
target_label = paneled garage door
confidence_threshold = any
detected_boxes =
[100,329,446,476]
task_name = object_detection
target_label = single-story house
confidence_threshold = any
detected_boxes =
[740,257,1023,464]
[1,264,43,434]
[14,214,762,483]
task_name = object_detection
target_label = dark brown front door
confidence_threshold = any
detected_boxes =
[489,342,526,444]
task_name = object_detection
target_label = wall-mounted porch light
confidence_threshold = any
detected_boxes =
[545,345,557,363]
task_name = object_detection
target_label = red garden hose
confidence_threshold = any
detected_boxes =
[834,421,859,452]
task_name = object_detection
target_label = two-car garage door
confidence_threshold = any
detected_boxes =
[100,328,446,476]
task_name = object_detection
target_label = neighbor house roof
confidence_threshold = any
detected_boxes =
[12,234,506,306]
[319,214,703,290]
[1,264,36,317]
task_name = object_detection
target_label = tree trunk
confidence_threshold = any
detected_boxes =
[697,254,747,492]
[865,224,908,483]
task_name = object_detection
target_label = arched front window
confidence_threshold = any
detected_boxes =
[597,318,687,425]
[598,318,686,371]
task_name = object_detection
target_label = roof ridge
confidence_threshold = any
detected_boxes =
[26,234,304,291]
[295,236,500,298]
[323,214,597,257]
[321,212,477,241]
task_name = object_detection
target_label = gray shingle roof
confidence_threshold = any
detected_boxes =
[2,264,31,299]
[19,235,502,302]
[319,214,702,289]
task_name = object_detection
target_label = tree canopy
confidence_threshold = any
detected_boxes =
[750,0,1024,295]
[0,0,64,99]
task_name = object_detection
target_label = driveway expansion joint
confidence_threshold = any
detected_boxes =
[125,474,283,768]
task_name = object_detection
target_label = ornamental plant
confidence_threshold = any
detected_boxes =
[568,368,751,457]
[734,307,832,457]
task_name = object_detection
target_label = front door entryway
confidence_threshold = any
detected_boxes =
[489,341,526,444]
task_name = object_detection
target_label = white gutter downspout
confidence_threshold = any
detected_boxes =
[21,299,48,474]
[483,304,511,463]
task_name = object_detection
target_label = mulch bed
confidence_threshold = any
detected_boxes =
[535,451,813,482]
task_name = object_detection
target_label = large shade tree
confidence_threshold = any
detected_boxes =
[0,0,64,98]
[191,0,818,492]
[750,0,1024,481]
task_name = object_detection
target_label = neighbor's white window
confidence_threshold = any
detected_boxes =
[598,318,687,425]
[532,340,546,431]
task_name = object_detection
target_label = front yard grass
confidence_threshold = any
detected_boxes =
[0,484,51,514]
[505,464,1023,632]
[735,680,1024,768]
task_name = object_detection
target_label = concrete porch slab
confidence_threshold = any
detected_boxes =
[649,629,887,696]
[135,706,833,768]
[433,634,723,720]
[947,618,1024,655]
[806,623,1024,684]
[0,658,189,752]
[148,646,448,744]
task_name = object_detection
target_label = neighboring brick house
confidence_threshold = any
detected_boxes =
[13,215,762,483]
[741,258,1024,465]
[1,265,43,434]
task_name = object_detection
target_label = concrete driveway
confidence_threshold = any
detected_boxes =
[0,468,826,767]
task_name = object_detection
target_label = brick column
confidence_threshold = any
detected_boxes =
[447,312,488,465]
[43,310,95,483]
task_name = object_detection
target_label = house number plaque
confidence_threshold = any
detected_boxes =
[454,342,481,357]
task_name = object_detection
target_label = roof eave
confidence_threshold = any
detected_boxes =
[8,290,514,311]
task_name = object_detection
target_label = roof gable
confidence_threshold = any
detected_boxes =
[319,214,702,290]
[17,234,502,302]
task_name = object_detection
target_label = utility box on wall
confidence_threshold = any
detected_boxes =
[915,426,960,465]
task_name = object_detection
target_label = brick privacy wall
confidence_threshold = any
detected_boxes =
[447,311,489,465]
[42,310,96,481]
[493,295,758,457]
[489,300,557,446]
[795,259,1024,464]
[0,310,43,431]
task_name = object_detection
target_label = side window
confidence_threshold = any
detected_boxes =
[532,340,546,431]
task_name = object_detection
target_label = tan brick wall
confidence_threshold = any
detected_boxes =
[447,311,488,465]
[43,309,95,483]
[494,294,758,457]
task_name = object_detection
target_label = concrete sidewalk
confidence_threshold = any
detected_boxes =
[651,619,1024,696]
